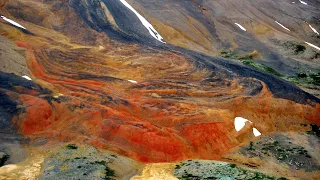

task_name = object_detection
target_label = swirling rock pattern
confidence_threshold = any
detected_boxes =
[0,0,319,167]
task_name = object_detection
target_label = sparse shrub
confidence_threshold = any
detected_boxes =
[95,161,116,179]
[248,142,255,150]
[0,154,10,166]
[307,123,320,137]
[66,144,78,149]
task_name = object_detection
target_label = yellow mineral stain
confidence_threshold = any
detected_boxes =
[0,149,44,180]
[131,163,178,180]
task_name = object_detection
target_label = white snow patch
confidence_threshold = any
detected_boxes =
[234,117,252,132]
[53,93,64,98]
[0,15,26,29]
[235,23,247,31]
[118,0,165,43]
[22,76,32,80]
[253,128,262,137]
[275,21,291,31]
[128,80,138,84]
[299,0,307,5]
[305,42,320,51]
[308,24,319,35]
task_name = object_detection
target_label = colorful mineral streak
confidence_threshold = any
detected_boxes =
[0,0,319,179]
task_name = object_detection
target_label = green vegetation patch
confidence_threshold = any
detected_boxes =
[241,135,319,171]
[65,144,78,149]
[0,153,10,167]
[219,50,282,77]
[306,123,320,138]
[219,50,320,97]
[174,160,286,180]
[248,142,255,151]
[110,154,117,158]
[94,161,116,180]
[241,60,282,77]
[284,72,320,86]
[248,139,310,161]
[220,50,239,59]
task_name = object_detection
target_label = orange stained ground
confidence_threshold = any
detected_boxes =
[7,42,318,163]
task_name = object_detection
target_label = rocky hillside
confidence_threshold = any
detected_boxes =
[0,0,319,179]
